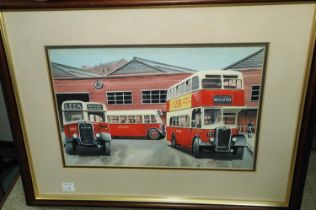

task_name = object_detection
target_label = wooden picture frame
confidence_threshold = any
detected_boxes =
[0,1,315,209]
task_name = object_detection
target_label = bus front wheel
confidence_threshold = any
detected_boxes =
[66,142,76,155]
[148,129,160,140]
[104,141,111,156]
[192,138,201,158]
[171,135,176,148]
[236,147,244,159]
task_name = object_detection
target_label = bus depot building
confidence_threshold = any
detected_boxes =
[52,57,196,124]
[51,49,263,134]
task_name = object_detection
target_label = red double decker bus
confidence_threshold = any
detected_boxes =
[166,70,248,158]
[107,110,165,140]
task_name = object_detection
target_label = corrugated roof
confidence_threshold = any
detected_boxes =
[224,48,265,70]
[108,57,196,76]
[51,62,101,78]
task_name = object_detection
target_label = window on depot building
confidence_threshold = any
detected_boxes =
[142,90,167,104]
[106,91,132,104]
[251,86,260,101]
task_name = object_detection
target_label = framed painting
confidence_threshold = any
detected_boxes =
[0,1,315,209]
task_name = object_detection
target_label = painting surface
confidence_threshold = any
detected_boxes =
[47,45,266,170]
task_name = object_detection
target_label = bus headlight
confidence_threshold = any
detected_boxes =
[72,133,78,139]
[96,133,101,138]
[209,138,215,142]
[232,137,237,142]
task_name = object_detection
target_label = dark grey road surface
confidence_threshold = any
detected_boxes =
[64,139,254,169]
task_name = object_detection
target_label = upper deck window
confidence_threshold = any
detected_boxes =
[185,79,191,92]
[223,75,242,89]
[202,75,222,89]
[192,76,199,91]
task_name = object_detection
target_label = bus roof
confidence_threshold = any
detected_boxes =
[107,110,162,115]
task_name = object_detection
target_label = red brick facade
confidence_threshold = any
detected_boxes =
[239,69,262,107]
[54,73,192,116]
[237,69,262,132]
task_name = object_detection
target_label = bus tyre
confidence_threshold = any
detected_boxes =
[192,138,201,158]
[66,142,76,155]
[236,147,244,159]
[104,142,111,156]
[171,135,176,148]
[148,129,160,140]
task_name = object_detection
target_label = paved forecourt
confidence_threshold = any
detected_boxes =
[64,138,254,169]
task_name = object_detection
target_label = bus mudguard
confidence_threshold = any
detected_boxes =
[233,134,248,147]
[100,132,111,142]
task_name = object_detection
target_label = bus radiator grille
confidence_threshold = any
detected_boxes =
[216,128,231,148]
[79,123,94,145]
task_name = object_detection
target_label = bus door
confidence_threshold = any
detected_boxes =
[191,108,202,147]
[177,115,191,147]
[143,115,152,135]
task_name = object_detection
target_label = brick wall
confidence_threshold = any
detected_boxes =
[53,73,192,112]
[239,69,262,107]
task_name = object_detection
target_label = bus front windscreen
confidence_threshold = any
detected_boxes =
[64,111,84,123]
[88,112,106,122]
[204,109,222,125]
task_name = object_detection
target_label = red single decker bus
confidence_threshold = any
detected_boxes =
[62,100,111,155]
[107,110,165,140]
[166,70,247,158]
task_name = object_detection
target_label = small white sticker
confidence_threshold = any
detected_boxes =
[62,182,75,192]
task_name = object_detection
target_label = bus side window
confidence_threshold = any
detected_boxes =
[192,76,199,91]
[144,115,150,123]
[119,116,127,124]
[151,115,157,123]
[107,116,111,123]
[176,85,180,97]
[185,115,190,127]
[185,79,191,93]
[109,116,119,123]
[179,115,189,127]
[127,115,135,123]
[192,108,201,128]
[180,82,185,94]
[135,115,142,123]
